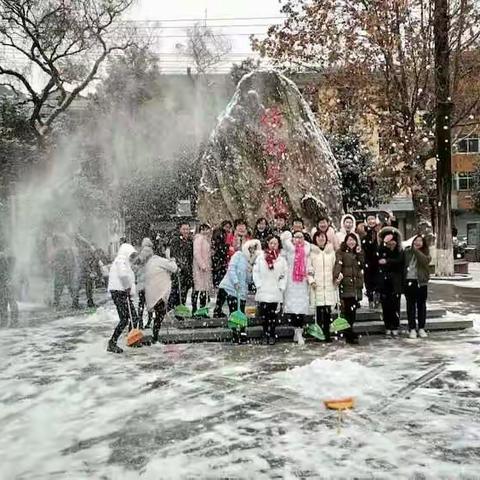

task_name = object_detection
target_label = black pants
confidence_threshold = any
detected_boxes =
[110,290,138,343]
[316,306,332,342]
[192,291,208,313]
[137,289,153,328]
[364,268,377,302]
[152,299,166,342]
[167,273,192,311]
[227,294,247,343]
[288,313,306,328]
[213,288,228,317]
[259,302,278,338]
[341,298,358,343]
[380,291,401,330]
[405,281,428,330]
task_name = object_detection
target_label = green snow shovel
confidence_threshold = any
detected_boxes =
[174,272,191,319]
[306,287,325,341]
[193,306,210,318]
[227,296,248,331]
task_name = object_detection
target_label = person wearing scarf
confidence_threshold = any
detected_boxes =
[253,235,288,345]
[280,230,312,345]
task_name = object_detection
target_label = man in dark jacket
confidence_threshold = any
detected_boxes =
[0,251,19,327]
[359,214,380,309]
[291,217,312,243]
[167,222,193,311]
[377,227,404,336]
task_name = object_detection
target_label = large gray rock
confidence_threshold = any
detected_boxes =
[197,70,343,228]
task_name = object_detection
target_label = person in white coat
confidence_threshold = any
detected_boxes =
[107,243,138,354]
[144,249,178,343]
[280,230,312,345]
[308,231,338,342]
[336,214,359,245]
[253,235,288,345]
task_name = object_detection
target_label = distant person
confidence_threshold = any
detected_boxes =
[404,235,431,339]
[75,234,102,308]
[0,251,19,327]
[311,216,340,251]
[272,212,289,237]
[253,217,272,247]
[334,233,364,345]
[107,243,138,354]
[280,230,312,345]
[144,247,178,343]
[166,222,193,311]
[212,220,233,317]
[192,224,213,316]
[136,237,154,329]
[336,214,358,245]
[308,231,337,342]
[377,227,404,337]
[253,235,287,344]
[359,214,380,309]
[51,234,79,309]
[231,218,251,254]
[219,239,261,343]
[291,217,312,244]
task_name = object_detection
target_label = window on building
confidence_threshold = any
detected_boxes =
[456,136,480,153]
[453,172,474,191]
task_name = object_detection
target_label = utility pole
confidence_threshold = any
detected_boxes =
[434,0,454,276]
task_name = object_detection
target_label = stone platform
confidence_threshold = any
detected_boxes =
[157,307,472,344]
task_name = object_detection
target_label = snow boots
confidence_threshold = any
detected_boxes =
[107,340,123,354]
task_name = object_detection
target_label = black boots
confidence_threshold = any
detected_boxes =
[107,339,123,353]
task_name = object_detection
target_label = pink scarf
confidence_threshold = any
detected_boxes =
[292,243,307,282]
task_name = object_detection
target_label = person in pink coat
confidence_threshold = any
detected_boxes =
[192,224,213,315]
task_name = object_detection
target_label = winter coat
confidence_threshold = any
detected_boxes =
[253,227,272,247]
[336,214,360,245]
[135,245,154,292]
[211,228,229,287]
[361,226,379,273]
[376,227,404,295]
[167,235,193,280]
[252,251,288,304]
[108,243,137,295]
[145,255,178,311]
[219,239,261,300]
[193,233,213,292]
[333,248,364,300]
[280,231,312,315]
[403,247,431,287]
[308,244,338,307]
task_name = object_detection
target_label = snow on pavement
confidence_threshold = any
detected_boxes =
[1,306,479,479]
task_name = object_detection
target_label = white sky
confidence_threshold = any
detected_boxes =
[126,0,284,73]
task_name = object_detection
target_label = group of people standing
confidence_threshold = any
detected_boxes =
[106,211,432,353]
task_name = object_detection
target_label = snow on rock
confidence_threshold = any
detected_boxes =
[197,69,343,227]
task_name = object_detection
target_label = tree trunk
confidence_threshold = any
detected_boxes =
[434,0,454,276]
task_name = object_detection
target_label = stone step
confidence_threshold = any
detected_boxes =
[157,314,472,344]
[175,308,447,329]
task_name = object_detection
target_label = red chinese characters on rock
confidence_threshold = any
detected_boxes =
[260,106,289,218]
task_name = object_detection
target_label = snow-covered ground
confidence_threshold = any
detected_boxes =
[1,307,480,479]
[433,262,480,288]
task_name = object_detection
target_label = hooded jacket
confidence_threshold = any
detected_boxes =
[145,255,178,311]
[219,239,261,300]
[376,227,404,295]
[108,243,137,295]
[333,246,364,300]
[336,214,360,245]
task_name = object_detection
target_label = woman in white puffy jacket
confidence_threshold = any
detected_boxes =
[280,230,312,345]
[253,235,288,345]
[308,231,338,342]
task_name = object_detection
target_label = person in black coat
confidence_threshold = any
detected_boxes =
[291,217,312,244]
[166,222,194,310]
[359,214,380,309]
[253,217,272,247]
[377,227,404,337]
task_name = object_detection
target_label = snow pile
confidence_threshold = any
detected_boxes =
[275,358,392,409]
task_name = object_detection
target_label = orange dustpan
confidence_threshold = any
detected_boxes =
[323,397,355,410]
[126,296,144,347]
